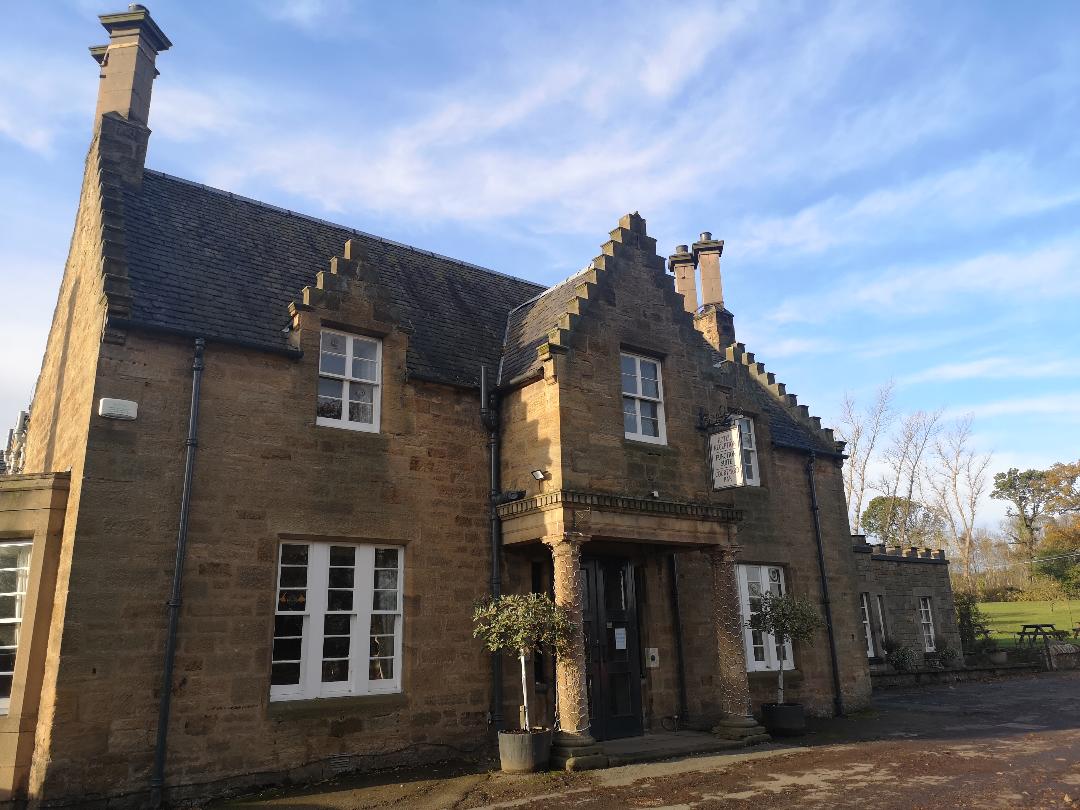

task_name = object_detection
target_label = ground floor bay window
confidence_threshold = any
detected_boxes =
[736,564,794,672]
[271,542,403,701]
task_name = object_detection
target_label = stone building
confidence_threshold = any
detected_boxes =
[0,6,957,806]
[852,535,963,664]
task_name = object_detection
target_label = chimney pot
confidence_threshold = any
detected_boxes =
[692,232,724,309]
[700,231,712,242]
[676,244,689,254]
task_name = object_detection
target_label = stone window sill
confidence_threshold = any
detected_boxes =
[268,691,406,720]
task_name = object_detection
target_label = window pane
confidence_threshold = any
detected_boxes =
[322,660,349,682]
[353,339,377,361]
[320,351,346,376]
[0,571,18,593]
[348,401,374,425]
[328,567,355,588]
[373,591,398,611]
[323,636,350,659]
[327,590,353,612]
[274,615,303,636]
[352,357,377,382]
[640,361,659,398]
[330,546,355,566]
[278,566,307,588]
[620,355,638,393]
[371,615,396,635]
[317,380,343,419]
[374,549,399,569]
[278,590,307,611]
[321,332,348,355]
[0,625,17,646]
[0,547,26,569]
[280,545,308,566]
[639,401,659,437]
[369,658,394,680]
[324,614,351,635]
[272,637,302,661]
[373,570,398,590]
[369,634,395,657]
[623,397,638,434]
[271,662,301,686]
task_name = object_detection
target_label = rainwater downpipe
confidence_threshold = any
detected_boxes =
[806,451,844,717]
[480,366,504,730]
[150,338,205,806]
[667,553,689,722]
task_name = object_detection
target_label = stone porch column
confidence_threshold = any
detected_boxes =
[543,532,608,770]
[708,545,769,742]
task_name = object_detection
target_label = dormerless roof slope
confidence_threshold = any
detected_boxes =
[122,171,545,388]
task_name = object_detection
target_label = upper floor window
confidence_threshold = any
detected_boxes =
[621,352,666,444]
[271,542,403,701]
[317,329,381,433]
[733,416,759,486]
[736,564,794,672]
[0,541,31,714]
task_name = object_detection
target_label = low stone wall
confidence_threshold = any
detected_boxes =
[870,663,1041,690]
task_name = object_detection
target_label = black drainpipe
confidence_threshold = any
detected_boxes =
[150,338,205,806]
[806,451,844,717]
[667,553,689,721]
[480,366,504,729]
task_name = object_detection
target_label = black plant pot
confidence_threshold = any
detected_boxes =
[497,728,553,773]
[761,702,806,736]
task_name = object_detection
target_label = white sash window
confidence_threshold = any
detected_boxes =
[860,593,875,658]
[621,352,667,445]
[736,564,794,672]
[271,542,403,701]
[918,596,936,652]
[0,542,31,715]
[316,329,382,433]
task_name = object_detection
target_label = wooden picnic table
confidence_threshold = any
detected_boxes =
[1017,623,1069,645]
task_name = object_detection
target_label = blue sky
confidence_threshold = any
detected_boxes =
[2,1,1078,525]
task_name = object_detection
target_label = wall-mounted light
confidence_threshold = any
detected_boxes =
[530,469,547,481]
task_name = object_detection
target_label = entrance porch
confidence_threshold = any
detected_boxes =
[497,490,769,769]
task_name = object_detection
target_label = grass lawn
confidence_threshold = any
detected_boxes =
[979,600,1080,647]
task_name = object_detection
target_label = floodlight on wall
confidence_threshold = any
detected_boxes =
[530,469,547,481]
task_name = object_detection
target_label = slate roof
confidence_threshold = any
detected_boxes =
[498,267,592,385]
[117,170,834,454]
[121,171,545,387]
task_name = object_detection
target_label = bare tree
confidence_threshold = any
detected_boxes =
[837,383,894,534]
[926,415,992,579]
[873,408,943,547]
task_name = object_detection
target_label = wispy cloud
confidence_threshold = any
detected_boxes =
[0,52,94,154]
[944,393,1080,421]
[901,357,1080,385]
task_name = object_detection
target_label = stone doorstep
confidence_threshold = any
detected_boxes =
[600,731,750,768]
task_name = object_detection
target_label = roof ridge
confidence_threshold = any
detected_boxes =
[140,169,547,291]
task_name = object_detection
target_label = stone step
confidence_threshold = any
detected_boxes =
[601,732,748,767]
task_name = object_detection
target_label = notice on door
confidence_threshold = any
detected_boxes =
[614,627,627,650]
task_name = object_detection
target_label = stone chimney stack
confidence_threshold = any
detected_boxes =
[692,232,725,308]
[90,5,171,130]
[669,244,698,314]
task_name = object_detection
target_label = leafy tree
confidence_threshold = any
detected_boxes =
[1035,516,1080,596]
[861,495,944,547]
[473,593,573,732]
[991,468,1054,571]
[953,591,990,653]
[747,593,823,705]
[1047,461,1080,515]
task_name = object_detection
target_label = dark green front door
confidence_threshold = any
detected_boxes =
[581,557,643,740]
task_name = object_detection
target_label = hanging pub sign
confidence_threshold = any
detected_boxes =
[709,415,760,490]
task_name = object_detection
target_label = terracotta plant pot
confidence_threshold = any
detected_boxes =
[497,728,553,773]
[761,702,806,736]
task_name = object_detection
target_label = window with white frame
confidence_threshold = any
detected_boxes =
[0,542,31,714]
[875,594,888,652]
[271,542,403,701]
[621,352,666,444]
[733,417,760,487]
[859,593,875,658]
[918,596,936,652]
[316,329,382,432]
[736,564,794,672]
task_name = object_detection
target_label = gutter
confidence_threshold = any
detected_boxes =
[150,338,205,806]
[806,451,844,717]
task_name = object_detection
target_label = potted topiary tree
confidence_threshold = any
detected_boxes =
[747,592,823,735]
[473,593,574,773]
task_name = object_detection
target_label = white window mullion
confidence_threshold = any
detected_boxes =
[355,545,374,696]
[304,545,328,699]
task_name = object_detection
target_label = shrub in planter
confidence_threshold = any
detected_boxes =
[473,593,573,773]
[747,593,823,736]
[885,643,918,673]
[936,642,960,669]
